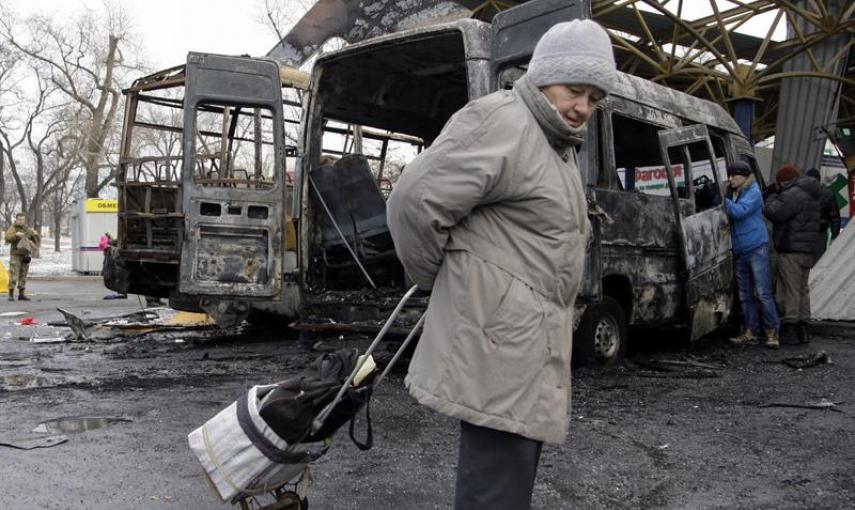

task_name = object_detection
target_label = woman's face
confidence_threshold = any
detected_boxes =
[540,84,603,129]
[728,174,748,188]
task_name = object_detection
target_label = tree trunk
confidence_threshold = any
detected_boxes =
[0,141,5,221]
[53,195,62,252]
[83,34,121,198]
[84,124,103,198]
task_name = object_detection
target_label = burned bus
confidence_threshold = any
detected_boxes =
[108,0,761,365]
[290,4,757,365]
[104,56,306,324]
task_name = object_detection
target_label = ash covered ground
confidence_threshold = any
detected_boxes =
[1,279,853,510]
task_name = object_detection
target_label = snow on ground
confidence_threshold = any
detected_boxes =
[0,236,76,278]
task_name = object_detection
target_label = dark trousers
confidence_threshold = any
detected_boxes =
[454,421,543,510]
[777,252,813,322]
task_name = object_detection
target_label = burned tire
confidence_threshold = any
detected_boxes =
[573,296,627,367]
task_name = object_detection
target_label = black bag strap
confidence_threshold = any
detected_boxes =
[348,388,374,451]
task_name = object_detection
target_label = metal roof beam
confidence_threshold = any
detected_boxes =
[689,1,776,31]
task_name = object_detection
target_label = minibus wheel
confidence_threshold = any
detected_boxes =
[573,296,627,367]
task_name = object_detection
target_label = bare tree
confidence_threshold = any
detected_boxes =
[48,169,83,252]
[0,39,22,225]
[131,91,183,160]
[257,0,293,42]
[26,98,84,238]
[0,1,144,198]
[0,75,49,224]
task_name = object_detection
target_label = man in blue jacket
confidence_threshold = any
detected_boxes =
[724,161,780,348]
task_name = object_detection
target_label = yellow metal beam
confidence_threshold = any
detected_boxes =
[748,8,786,76]
[639,0,736,75]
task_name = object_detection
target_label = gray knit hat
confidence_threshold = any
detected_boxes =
[528,19,617,96]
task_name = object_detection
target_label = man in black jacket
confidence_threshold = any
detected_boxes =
[805,168,841,262]
[764,164,823,343]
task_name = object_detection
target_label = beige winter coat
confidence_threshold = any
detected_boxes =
[386,75,590,443]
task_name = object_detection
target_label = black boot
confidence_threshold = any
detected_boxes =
[7,290,13,301]
[17,289,30,301]
[796,322,810,344]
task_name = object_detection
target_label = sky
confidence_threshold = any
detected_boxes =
[6,0,291,70]
[7,0,787,72]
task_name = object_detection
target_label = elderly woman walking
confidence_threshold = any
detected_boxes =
[387,19,616,510]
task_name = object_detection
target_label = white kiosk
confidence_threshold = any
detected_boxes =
[71,198,118,274]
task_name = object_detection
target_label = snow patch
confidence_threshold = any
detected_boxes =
[0,236,75,277]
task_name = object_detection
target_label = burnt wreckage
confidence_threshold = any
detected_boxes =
[106,0,760,365]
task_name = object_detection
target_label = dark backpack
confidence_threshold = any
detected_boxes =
[258,348,374,449]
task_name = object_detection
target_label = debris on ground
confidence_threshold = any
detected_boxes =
[57,308,92,341]
[631,370,720,379]
[18,317,37,326]
[757,398,844,412]
[32,417,133,434]
[0,434,68,450]
[54,308,217,342]
[29,337,66,344]
[650,358,725,370]
[625,356,723,378]
[779,351,832,370]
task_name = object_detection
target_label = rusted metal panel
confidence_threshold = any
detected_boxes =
[267,0,474,66]
[179,53,286,298]
[490,0,588,83]
[124,65,186,94]
[594,189,686,326]
[658,124,733,339]
[595,190,680,249]
[601,246,684,325]
[612,73,741,136]
[193,226,270,285]
[299,289,428,331]
[809,221,855,320]
[681,211,731,272]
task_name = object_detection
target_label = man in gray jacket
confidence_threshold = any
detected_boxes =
[387,20,616,510]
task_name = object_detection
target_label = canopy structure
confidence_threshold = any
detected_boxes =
[270,0,853,167]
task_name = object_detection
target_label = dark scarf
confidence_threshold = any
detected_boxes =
[513,74,586,153]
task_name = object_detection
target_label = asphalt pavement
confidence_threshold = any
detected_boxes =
[1,277,854,509]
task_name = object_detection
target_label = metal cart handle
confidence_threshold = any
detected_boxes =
[311,284,422,434]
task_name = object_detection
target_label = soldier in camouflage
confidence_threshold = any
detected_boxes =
[4,213,40,301]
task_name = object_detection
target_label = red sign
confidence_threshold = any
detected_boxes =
[634,164,684,182]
